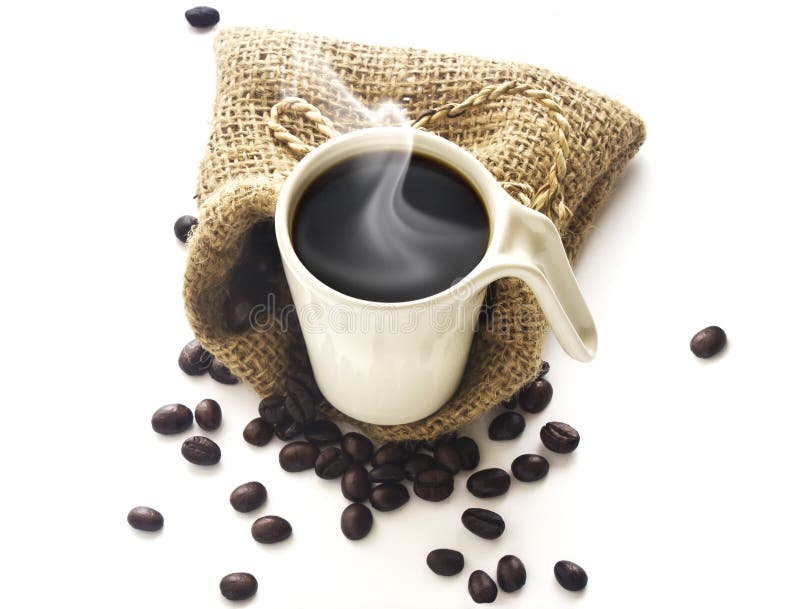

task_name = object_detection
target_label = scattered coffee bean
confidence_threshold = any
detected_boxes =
[372,442,411,467]
[151,403,193,435]
[455,436,480,470]
[511,454,549,482]
[414,469,454,502]
[279,441,319,472]
[426,549,464,576]
[341,464,371,502]
[315,446,351,479]
[468,570,498,604]
[340,503,373,540]
[554,560,588,591]
[173,214,198,242]
[229,481,267,513]
[466,468,511,498]
[537,360,550,378]
[243,418,274,446]
[369,483,410,511]
[540,422,580,453]
[224,292,255,333]
[303,419,342,445]
[497,555,526,592]
[404,453,435,481]
[690,325,727,358]
[434,442,462,474]
[274,419,304,441]
[127,506,163,532]
[258,395,290,425]
[488,411,525,440]
[209,359,239,384]
[178,339,212,375]
[461,508,505,539]
[285,377,317,423]
[369,464,406,483]
[184,6,220,28]
[518,378,553,413]
[219,572,257,601]
[194,399,221,431]
[181,436,221,465]
[289,371,323,402]
[251,515,292,543]
[341,432,374,464]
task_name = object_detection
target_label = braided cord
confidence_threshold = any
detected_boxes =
[267,97,339,157]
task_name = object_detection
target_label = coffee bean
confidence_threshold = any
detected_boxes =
[373,442,411,468]
[414,469,454,502]
[279,441,319,472]
[229,481,267,513]
[315,446,351,479]
[259,395,289,425]
[511,454,549,482]
[151,403,193,435]
[404,453,435,481]
[127,506,163,532]
[538,360,550,378]
[194,399,221,431]
[251,515,292,543]
[455,436,480,470]
[466,468,511,498]
[540,422,580,453]
[369,464,405,483]
[518,378,553,413]
[288,371,323,402]
[341,432,374,464]
[554,560,588,591]
[399,440,420,453]
[285,378,317,423]
[468,570,498,604]
[420,432,458,452]
[274,419,304,441]
[219,572,257,601]
[426,549,464,576]
[369,483,409,511]
[173,215,198,242]
[224,292,255,333]
[241,418,273,446]
[502,396,518,409]
[178,339,212,376]
[497,555,526,592]
[184,6,220,28]
[181,436,221,465]
[341,464,371,502]
[434,442,461,474]
[340,503,373,540]
[461,508,505,539]
[488,411,525,440]
[209,359,239,384]
[303,419,342,445]
[690,325,727,358]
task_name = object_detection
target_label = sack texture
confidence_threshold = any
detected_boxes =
[184,27,645,441]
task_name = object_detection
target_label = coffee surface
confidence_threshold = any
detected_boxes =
[292,152,489,302]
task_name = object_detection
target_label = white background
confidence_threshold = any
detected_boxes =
[1,1,799,607]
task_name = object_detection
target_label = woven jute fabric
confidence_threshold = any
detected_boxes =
[183,27,646,441]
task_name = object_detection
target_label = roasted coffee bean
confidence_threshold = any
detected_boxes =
[127,506,163,532]
[274,419,304,441]
[251,515,291,543]
[372,442,411,467]
[488,411,525,440]
[243,418,274,446]
[690,325,727,358]
[181,436,221,465]
[184,6,220,28]
[511,454,549,482]
[502,397,518,409]
[468,570,498,604]
[399,440,420,453]
[540,422,580,453]
[466,468,511,498]
[303,419,342,445]
[288,371,323,402]
[173,214,198,242]
[455,436,480,470]
[224,292,255,333]
[434,442,461,474]
[315,446,351,479]
[369,464,406,483]
[420,431,458,452]
[554,560,588,591]
[461,508,505,539]
[414,469,454,502]
[194,399,221,431]
[341,464,371,502]
[497,555,526,592]
[404,453,435,481]
[285,378,317,423]
[537,360,550,378]
[178,339,212,375]
[219,572,257,601]
[151,403,193,435]
[259,395,289,425]
[279,441,319,472]
[369,483,410,511]
[426,549,464,576]
[340,503,373,540]
[209,359,239,384]
[341,432,373,464]
[229,481,267,513]
[518,378,553,413]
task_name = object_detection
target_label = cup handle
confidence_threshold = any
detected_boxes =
[474,188,598,362]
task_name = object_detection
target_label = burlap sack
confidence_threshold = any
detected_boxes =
[183,27,645,441]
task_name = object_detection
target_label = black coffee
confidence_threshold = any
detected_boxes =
[292,151,489,302]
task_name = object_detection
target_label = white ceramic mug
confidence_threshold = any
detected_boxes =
[275,127,596,425]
